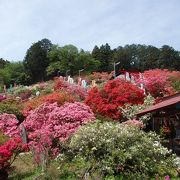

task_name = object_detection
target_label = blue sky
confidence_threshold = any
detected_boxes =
[0,0,180,61]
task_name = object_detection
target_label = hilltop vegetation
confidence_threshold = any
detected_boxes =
[0,38,180,86]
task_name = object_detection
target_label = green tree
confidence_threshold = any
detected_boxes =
[113,44,161,72]
[75,50,100,73]
[112,44,180,72]
[47,44,78,76]
[113,45,131,71]
[158,45,180,70]
[47,45,100,76]
[92,43,113,72]
[0,58,9,69]
[0,62,26,86]
[23,38,53,83]
[135,45,160,71]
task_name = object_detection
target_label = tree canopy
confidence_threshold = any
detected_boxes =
[23,38,53,83]
[0,39,180,86]
[47,44,100,76]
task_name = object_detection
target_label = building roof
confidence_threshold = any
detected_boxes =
[137,93,180,116]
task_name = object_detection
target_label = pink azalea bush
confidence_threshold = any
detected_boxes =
[137,69,174,97]
[0,114,20,137]
[23,102,95,163]
[122,119,144,128]
[54,78,88,100]
[0,95,6,102]
[64,83,88,100]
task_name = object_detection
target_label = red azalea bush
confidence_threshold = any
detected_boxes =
[22,91,75,116]
[23,102,95,163]
[54,78,64,91]
[0,114,20,137]
[138,69,175,98]
[85,79,145,120]
[0,135,28,178]
[41,91,75,105]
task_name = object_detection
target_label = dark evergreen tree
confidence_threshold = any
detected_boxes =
[92,43,113,72]
[0,58,10,69]
[158,45,180,70]
[23,38,53,83]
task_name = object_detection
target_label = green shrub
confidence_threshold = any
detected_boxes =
[12,86,29,95]
[41,88,53,95]
[120,95,155,123]
[68,121,179,179]
[0,100,25,122]
[0,131,9,145]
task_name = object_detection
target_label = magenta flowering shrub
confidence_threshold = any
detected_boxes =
[23,102,95,162]
[0,113,20,137]
[38,82,48,90]
[54,79,88,100]
[49,102,95,141]
[0,95,6,102]
[65,83,88,100]
[136,69,175,97]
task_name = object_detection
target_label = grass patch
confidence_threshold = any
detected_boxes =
[8,153,41,180]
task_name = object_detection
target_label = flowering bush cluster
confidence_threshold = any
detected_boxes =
[0,135,28,175]
[23,102,95,163]
[0,95,6,102]
[22,91,74,116]
[54,78,64,91]
[0,113,20,137]
[18,89,32,100]
[29,82,49,92]
[137,69,176,97]
[66,84,88,100]
[41,92,75,105]
[12,86,29,96]
[85,79,145,119]
[88,72,113,83]
[68,121,179,178]
[37,82,48,90]
[54,78,88,100]
[120,95,155,123]
[121,119,144,128]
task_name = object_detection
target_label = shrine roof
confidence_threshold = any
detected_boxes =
[137,93,180,116]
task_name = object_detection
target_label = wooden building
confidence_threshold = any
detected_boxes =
[137,93,180,154]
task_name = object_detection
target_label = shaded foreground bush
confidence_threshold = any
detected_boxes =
[57,121,180,179]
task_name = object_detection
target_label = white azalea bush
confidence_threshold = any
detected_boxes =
[120,94,155,123]
[68,121,179,179]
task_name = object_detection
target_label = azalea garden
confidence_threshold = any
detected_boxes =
[0,68,179,180]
